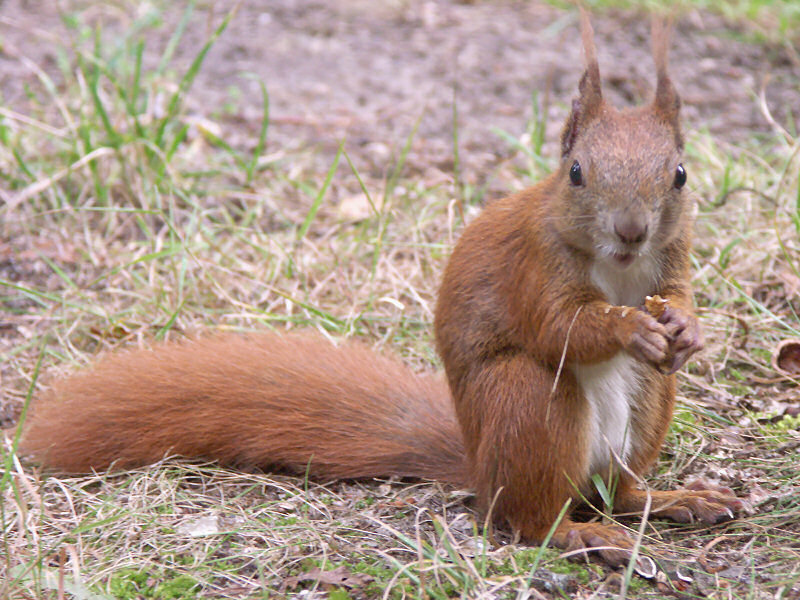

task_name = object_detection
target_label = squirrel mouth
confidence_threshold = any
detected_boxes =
[612,252,636,267]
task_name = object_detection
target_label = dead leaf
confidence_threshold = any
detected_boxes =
[772,339,800,378]
[176,515,220,537]
[283,566,372,591]
[745,483,772,508]
[337,194,376,222]
[778,270,800,298]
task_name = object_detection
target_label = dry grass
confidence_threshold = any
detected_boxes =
[2,1,799,599]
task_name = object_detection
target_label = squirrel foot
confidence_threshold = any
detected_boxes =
[550,520,651,571]
[617,480,744,525]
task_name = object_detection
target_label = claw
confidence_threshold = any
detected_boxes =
[718,507,735,523]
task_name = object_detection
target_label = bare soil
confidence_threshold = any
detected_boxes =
[2,0,799,180]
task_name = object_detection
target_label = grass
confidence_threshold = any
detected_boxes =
[563,0,800,35]
[1,1,799,598]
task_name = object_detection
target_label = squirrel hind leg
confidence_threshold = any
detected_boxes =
[454,353,593,543]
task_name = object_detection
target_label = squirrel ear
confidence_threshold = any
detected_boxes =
[651,17,683,142]
[561,8,603,157]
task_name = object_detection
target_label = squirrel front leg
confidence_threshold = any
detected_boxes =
[531,290,704,374]
[524,297,671,368]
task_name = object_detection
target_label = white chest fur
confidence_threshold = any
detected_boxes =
[590,253,657,307]
[575,255,655,478]
[573,354,643,478]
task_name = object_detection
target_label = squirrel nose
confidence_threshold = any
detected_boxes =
[614,217,648,245]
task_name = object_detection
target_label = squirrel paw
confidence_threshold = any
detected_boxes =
[656,307,704,374]
[617,310,669,365]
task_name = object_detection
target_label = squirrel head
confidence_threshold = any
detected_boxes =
[553,11,689,270]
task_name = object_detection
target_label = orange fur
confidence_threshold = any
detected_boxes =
[21,333,469,484]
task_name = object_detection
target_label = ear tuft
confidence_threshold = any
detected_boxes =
[651,17,681,127]
[561,8,604,157]
[579,7,602,102]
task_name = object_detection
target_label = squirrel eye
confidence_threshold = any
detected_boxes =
[673,163,687,189]
[569,160,583,186]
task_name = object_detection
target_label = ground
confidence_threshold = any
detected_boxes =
[1,1,799,599]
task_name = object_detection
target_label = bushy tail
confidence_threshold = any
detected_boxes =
[20,333,469,486]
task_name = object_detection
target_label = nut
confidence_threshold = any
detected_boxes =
[645,295,668,318]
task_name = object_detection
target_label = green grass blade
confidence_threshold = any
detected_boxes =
[383,113,422,206]
[297,141,343,241]
[0,344,44,492]
[131,39,144,109]
[523,499,571,590]
[343,148,378,217]
[246,79,270,184]
[157,298,188,340]
[155,4,237,150]
[89,27,121,148]
[156,0,195,75]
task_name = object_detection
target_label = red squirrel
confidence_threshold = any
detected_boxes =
[19,13,743,566]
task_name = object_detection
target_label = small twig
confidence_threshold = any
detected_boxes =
[4,147,115,211]
[710,185,777,209]
[0,107,68,138]
[58,547,66,600]
[482,485,504,547]
[696,307,750,349]
[548,306,583,423]
[758,75,796,146]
